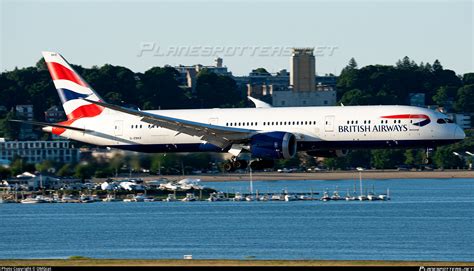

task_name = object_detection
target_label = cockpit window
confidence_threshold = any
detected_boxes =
[437,118,446,124]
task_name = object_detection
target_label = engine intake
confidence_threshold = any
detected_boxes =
[250,132,297,159]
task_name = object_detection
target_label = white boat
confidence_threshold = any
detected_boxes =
[133,194,147,202]
[163,194,177,202]
[143,198,155,202]
[270,194,284,201]
[321,190,331,201]
[345,189,355,201]
[80,195,95,203]
[298,194,312,200]
[232,192,245,201]
[258,194,270,201]
[62,195,81,203]
[331,190,342,201]
[378,189,390,201]
[358,195,368,201]
[207,192,228,202]
[245,195,255,201]
[20,196,47,204]
[367,192,379,201]
[102,194,121,202]
[181,193,197,202]
[284,194,297,201]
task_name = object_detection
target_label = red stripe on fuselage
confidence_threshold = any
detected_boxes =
[381,114,429,119]
[46,61,88,87]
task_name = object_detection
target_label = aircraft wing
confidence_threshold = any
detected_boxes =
[84,99,257,149]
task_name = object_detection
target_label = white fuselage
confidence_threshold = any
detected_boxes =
[54,105,465,153]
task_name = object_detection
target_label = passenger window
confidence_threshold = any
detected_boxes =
[437,119,446,124]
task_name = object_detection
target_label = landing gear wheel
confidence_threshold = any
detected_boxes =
[223,162,234,172]
[233,160,248,169]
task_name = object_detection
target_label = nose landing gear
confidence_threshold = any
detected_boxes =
[424,147,434,164]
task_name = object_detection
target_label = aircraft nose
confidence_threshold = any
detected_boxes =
[454,126,466,140]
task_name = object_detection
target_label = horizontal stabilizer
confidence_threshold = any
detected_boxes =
[9,119,87,133]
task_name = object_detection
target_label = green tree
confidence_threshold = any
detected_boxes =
[432,87,449,107]
[433,147,463,169]
[371,149,404,169]
[0,167,12,179]
[454,84,474,112]
[35,160,54,173]
[462,73,474,85]
[253,68,270,75]
[57,164,73,177]
[339,89,372,105]
[74,163,95,180]
[195,70,242,108]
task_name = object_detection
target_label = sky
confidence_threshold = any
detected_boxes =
[0,0,473,76]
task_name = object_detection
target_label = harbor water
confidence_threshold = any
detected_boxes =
[0,178,473,261]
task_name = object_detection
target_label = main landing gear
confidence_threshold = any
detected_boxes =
[223,157,248,172]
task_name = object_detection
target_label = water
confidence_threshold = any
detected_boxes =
[0,178,473,261]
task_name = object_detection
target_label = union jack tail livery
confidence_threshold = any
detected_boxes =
[42,51,104,121]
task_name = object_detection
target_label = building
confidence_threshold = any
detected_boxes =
[15,105,34,120]
[0,139,80,164]
[448,113,472,129]
[7,173,81,190]
[271,48,337,107]
[272,89,336,107]
[175,57,232,91]
[290,48,316,92]
[15,105,38,140]
[44,105,66,123]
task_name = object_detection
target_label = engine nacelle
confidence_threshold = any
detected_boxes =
[306,149,349,158]
[250,132,297,159]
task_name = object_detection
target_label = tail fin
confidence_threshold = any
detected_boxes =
[42,51,104,121]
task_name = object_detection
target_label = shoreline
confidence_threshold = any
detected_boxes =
[131,170,474,183]
[0,259,473,266]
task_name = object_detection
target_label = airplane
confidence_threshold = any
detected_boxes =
[14,52,466,171]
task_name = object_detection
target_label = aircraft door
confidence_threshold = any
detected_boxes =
[324,115,335,132]
[208,118,219,126]
[114,120,123,136]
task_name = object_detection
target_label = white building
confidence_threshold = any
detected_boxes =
[0,140,80,164]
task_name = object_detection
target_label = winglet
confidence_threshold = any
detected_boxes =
[247,96,272,108]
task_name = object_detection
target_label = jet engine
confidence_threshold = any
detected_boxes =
[250,132,297,159]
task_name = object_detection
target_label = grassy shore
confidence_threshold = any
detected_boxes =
[124,170,474,183]
[0,259,473,266]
